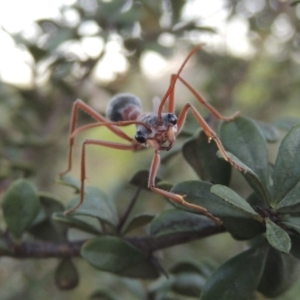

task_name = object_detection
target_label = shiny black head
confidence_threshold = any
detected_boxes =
[135,130,147,144]
[166,113,177,125]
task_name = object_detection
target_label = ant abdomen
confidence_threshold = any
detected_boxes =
[106,93,142,122]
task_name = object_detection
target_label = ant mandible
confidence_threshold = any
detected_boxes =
[60,44,245,224]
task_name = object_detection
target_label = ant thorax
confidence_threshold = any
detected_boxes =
[136,112,178,150]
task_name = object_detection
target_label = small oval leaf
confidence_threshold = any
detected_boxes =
[150,209,216,237]
[55,258,79,290]
[2,179,40,239]
[81,236,159,279]
[182,130,231,185]
[122,213,155,235]
[201,242,268,300]
[219,116,271,202]
[52,212,102,235]
[258,246,300,297]
[272,123,300,206]
[66,187,118,228]
[211,185,260,217]
[265,218,291,254]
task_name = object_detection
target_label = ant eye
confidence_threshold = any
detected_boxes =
[167,113,177,125]
[135,130,146,143]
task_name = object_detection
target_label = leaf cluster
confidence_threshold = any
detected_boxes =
[1,116,300,299]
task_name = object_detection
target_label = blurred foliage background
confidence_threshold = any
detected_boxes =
[1,0,300,299]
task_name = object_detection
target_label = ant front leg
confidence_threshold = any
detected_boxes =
[148,150,222,224]
[60,99,136,176]
[64,138,139,216]
[174,74,240,121]
[177,103,246,172]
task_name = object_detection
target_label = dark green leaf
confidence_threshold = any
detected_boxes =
[29,193,66,242]
[171,181,264,239]
[52,212,102,235]
[130,170,161,190]
[265,218,291,254]
[290,234,300,260]
[90,290,120,300]
[66,187,118,228]
[291,1,300,6]
[169,261,207,276]
[182,130,231,185]
[275,117,300,130]
[55,259,79,290]
[256,120,280,143]
[272,123,300,206]
[171,272,205,297]
[282,215,300,235]
[57,175,80,193]
[211,185,260,217]
[219,116,271,202]
[122,213,155,235]
[201,242,268,300]
[2,179,40,239]
[81,236,159,278]
[150,209,216,237]
[258,246,300,297]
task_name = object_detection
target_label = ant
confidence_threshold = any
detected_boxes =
[60,44,244,224]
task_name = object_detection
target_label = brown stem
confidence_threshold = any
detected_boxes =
[0,225,225,258]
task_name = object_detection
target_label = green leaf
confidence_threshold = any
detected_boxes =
[169,262,198,275]
[2,179,40,239]
[57,174,80,193]
[211,185,260,217]
[219,116,271,202]
[258,246,300,297]
[265,218,291,254]
[171,272,205,297]
[171,181,264,239]
[290,234,300,260]
[150,209,216,237]
[291,0,300,6]
[272,123,300,206]
[122,213,155,235]
[201,242,268,300]
[275,117,300,130]
[256,120,280,143]
[90,290,120,300]
[66,187,118,228]
[130,170,161,190]
[282,215,300,235]
[81,236,159,279]
[52,212,102,235]
[29,193,67,242]
[55,259,79,290]
[182,130,231,185]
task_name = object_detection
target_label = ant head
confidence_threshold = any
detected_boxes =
[135,129,147,144]
[162,113,177,126]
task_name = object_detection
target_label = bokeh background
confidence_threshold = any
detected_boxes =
[0,0,300,299]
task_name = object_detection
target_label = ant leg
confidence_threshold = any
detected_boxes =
[167,74,176,113]
[158,44,204,118]
[177,75,240,121]
[60,99,136,176]
[148,150,222,224]
[177,103,246,172]
[64,139,138,216]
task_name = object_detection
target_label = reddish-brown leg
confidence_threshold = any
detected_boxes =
[177,103,246,172]
[148,150,222,224]
[177,75,240,121]
[60,99,138,176]
[158,44,205,118]
[64,139,139,216]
